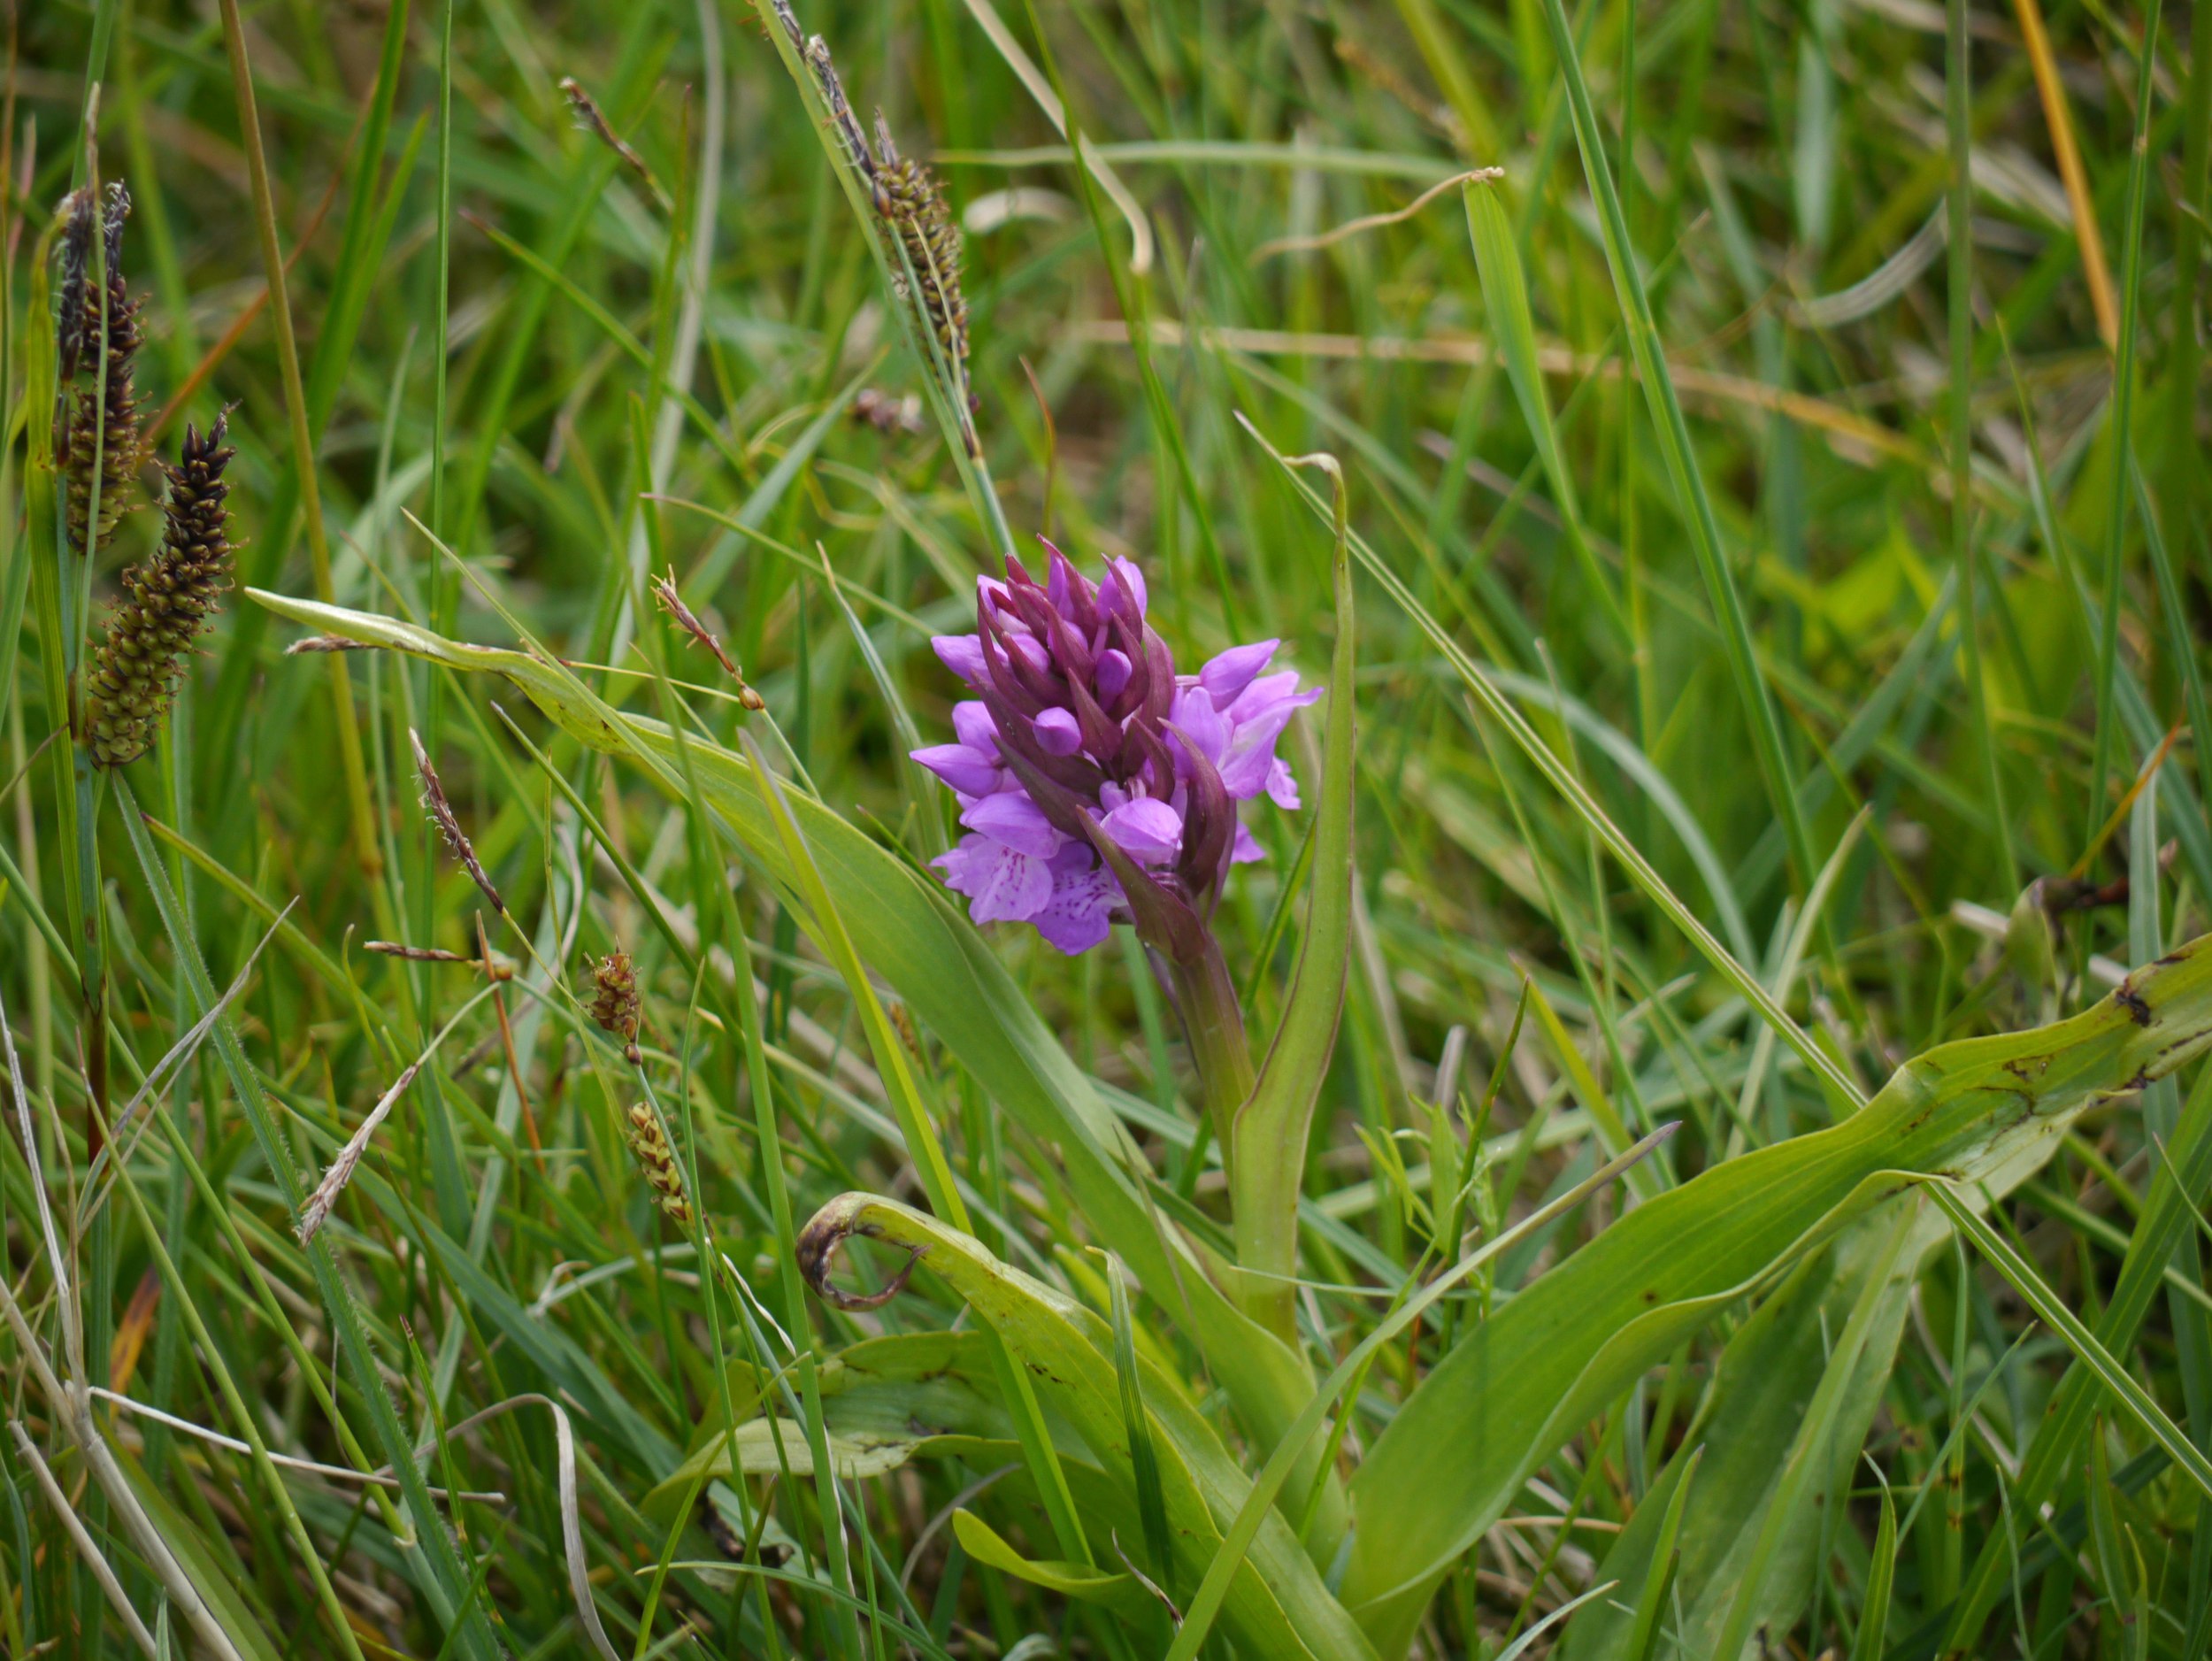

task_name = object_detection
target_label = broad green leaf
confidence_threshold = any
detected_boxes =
[1342,938,2212,1657]
[1624,1445,1701,1661]
[1162,1130,1678,1661]
[643,1332,1045,1519]
[242,588,1327,1489]
[795,1191,1379,1661]
[1567,1215,1926,1660]
[1233,453,1356,1340]
[1706,1205,1919,1659]
[1850,1478,1897,1661]
[951,1511,1163,1626]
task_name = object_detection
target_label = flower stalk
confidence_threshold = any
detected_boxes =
[915,540,1333,1305]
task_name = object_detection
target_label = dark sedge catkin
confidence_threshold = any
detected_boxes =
[82,414,235,769]
[59,183,146,560]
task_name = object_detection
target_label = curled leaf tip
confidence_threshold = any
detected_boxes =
[796,1197,925,1309]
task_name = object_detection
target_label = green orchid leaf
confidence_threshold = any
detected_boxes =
[1344,940,2212,1657]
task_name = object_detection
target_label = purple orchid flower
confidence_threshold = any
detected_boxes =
[914,542,1317,955]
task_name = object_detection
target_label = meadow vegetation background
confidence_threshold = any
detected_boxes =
[4,0,2210,1656]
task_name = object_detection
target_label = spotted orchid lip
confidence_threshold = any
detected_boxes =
[912,542,1317,956]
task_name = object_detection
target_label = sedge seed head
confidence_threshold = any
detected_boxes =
[59,182,147,560]
[589,950,642,1062]
[622,1103,692,1228]
[82,412,236,768]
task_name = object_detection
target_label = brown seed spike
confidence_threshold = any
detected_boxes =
[649,567,764,710]
[56,188,97,382]
[588,949,643,1064]
[621,1103,693,1228]
[557,75,667,206]
[410,728,506,913]
[60,182,147,559]
[83,414,236,768]
[868,119,969,390]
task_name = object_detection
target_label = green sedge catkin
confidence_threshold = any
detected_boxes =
[82,414,235,769]
[60,183,146,559]
[621,1103,692,1228]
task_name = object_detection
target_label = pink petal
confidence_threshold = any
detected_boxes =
[1031,859,1121,954]
[1101,797,1184,865]
[911,743,1001,798]
[1094,649,1133,703]
[934,835,1054,924]
[933,634,987,684]
[1102,558,1148,622]
[1168,685,1228,773]
[962,791,1062,857]
[951,700,1000,755]
[1033,707,1083,757]
[1199,640,1278,705]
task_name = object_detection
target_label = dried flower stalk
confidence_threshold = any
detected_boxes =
[298,1060,422,1242]
[558,75,667,206]
[365,941,513,980]
[621,1103,692,1228]
[411,728,506,914]
[649,569,764,709]
[82,414,236,767]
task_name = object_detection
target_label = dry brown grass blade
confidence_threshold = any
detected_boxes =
[1,994,249,1661]
[9,1420,160,1657]
[297,982,496,1242]
[1253,167,1499,262]
[382,1395,622,1661]
[87,1388,507,1503]
[2011,0,2117,348]
[1076,318,1932,470]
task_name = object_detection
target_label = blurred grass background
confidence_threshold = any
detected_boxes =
[4,0,2209,1653]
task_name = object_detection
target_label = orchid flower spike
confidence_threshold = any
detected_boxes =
[914,542,1317,955]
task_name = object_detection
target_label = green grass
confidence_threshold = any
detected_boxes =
[5,0,2211,1656]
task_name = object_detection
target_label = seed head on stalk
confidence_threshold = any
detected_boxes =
[58,182,147,559]
[410,728,506,914]
[621,1103,692,1228]
[81,415,236,768]
[588,949,643,1064]
[773,1,972,416]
